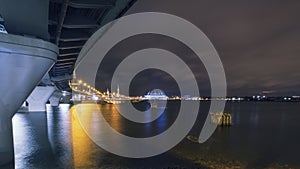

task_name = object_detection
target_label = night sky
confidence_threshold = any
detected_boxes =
[96,0,300,97]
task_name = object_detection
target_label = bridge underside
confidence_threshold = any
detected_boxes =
[48,0,136,91]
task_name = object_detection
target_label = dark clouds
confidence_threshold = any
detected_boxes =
[124,0,300,96]
[96,0,300,96]
[96,34,211,96]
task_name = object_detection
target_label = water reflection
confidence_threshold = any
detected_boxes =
[12,103,197,169]
[101,104,122,132]
[10,102,300,168]
[13,110,56,169]
[70,106,95,168]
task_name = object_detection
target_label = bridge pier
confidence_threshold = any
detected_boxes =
[0,117,14,165]
[0,33,57,165]
[49,91,62,107]
[27,86,55,112]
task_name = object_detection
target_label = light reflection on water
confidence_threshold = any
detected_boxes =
[10,102,300,168]
[71,106,95,169]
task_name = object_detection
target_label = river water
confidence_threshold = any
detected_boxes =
[9,101,300,169]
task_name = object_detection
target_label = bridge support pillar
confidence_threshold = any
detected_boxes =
[27,86,55,112]
[0,117,14,166]
[49,91,62,107]
[0,33,57,165]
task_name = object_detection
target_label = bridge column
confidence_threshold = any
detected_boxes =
[49,91,62,107]
[27,86,55,112]
[0,116,14,165]
[0,33,58,165]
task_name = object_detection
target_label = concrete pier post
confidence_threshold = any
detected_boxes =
[27,86,55,112]
[0,33,58,165]
[0,118,14,165]
[49,91,62,107]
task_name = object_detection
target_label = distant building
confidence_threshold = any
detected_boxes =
[144,89,169,100]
